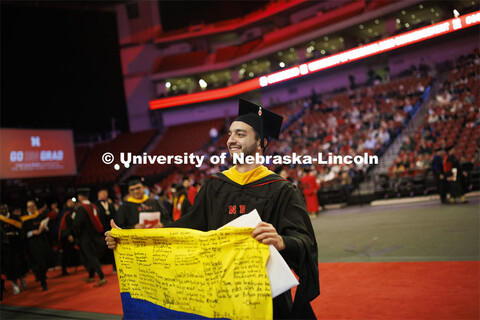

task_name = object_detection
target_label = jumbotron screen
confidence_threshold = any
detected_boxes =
[0,128,77,179]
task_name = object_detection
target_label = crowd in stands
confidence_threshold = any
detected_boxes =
[388,49,479,201]
[141,70,433,209]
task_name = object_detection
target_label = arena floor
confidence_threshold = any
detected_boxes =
[1,197,479,319]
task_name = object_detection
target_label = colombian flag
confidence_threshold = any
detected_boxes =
[112,227,272,320]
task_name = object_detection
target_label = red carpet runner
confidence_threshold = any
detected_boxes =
[2,261,479,319]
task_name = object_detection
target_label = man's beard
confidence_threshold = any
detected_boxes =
[240,140,258,157]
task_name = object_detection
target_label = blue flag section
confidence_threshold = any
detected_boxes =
[121,293,230,320]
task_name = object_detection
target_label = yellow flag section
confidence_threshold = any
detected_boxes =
[111,227,272,320]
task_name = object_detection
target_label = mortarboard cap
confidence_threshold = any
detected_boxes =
[127,176,144,187]
[175,183,185,192]
[235,99,283,148]
[35,197,46,208]
[77,187,90,197]
[97,184,110,192]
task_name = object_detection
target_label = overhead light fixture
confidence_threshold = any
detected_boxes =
[453,9,460,18]
[279,62,285,68]
[199,79,207,89]
[165,81,171,88]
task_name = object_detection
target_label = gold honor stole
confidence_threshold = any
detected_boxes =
[112,226,272,320]
[0,215,22,229]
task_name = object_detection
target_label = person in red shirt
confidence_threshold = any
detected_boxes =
[301,167,320,218]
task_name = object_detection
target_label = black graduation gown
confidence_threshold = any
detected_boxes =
[115,198,171,229]
[181,196,193,216]
[58,210,81,267]
[72,203,104,276]
[21,212,54,280]
[169,172,320,319]
[0,215,28,281]
[96,200,117,264]
[96,201,117,233]
[445,155,464,197]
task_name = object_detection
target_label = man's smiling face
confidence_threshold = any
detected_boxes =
[227,121,260,157]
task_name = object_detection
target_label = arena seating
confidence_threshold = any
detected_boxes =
[75,145,90,170]
[76,129,157,185]
[153,0,374,78]
[134,119,225,179]
[385,50,479,197]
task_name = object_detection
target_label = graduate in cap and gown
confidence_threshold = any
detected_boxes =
[57,196,81,275]
[21,200,54,291]
[72,188,107,287]
[171,99,320,318]
[107,99,320,318]
[115,177,171,229]
[95,187,117,270]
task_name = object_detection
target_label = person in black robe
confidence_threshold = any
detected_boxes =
[21,200,54,291]
[95,187,117,271]
[115,177,171,229]
[444,147,466,203]
[72,188,107,287]
[431,148,447,204]
[107,99,320,319]
[180,191,193,216]
[459,155,473,196]
[0,204,27,294]
[57,197,81,275]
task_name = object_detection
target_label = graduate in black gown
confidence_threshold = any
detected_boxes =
[21,200,54,291]
[115,177,171,229]
[57,197,81,275]
[72,188,107,287]
[95,187,117,270]
[107,99,320,319]
[0,204,27,294]
[444,147,467,203]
